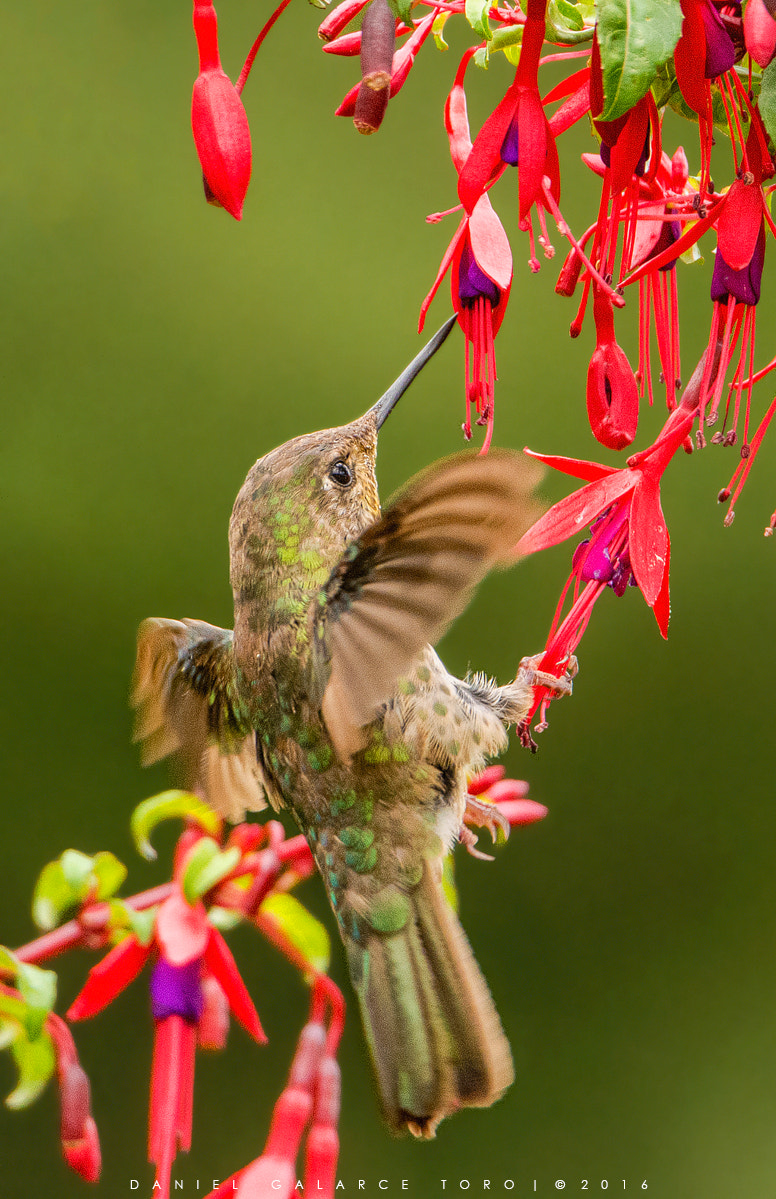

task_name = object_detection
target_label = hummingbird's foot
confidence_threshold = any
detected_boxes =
[460,795,511,860]
[517,652,579,698]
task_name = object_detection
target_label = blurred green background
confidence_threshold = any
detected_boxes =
[2,3,776,1196]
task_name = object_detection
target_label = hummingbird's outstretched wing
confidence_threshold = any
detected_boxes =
[312,449,544,760]
[132,618,275,821]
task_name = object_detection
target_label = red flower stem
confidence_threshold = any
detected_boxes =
[236,0,295,95]
[541,178,625,308]
[13,884,174,966]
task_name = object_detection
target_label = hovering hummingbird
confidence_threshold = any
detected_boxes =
[132,316,572,1138]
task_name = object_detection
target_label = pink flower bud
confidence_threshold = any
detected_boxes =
[587,342,640,450]
[59,1062,102,1182]
[191,2,252,220]
[745,0,776,66]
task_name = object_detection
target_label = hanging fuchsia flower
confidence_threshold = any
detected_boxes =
[67,880,265,1199]
[457,0,559,261]
[516,405,696,637]
[420,195,512,452]
[191,1,252,219]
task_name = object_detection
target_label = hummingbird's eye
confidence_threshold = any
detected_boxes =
[329,460,354,487]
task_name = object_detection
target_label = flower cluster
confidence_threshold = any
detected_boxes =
[0,771,537,1195]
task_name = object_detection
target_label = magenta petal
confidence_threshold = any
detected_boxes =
[515,471,635,557]
[629,477,668,608]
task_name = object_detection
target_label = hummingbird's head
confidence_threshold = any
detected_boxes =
[229,316,457,593]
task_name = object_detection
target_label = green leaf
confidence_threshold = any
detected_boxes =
[545,0,595,44]
[6,1028,56,1110]
[432,11,449,51]
[32,849,128,931]
[595,0,682,122]
[181,840,241,904]
[760,59,776,147]
[489,24,524,54]
[387,0,413,28]
[207,905,242,932]
[261,893,330,974]
[16,963,57,1040]
[60,849,96,892]
[131,790,221,861]
[32,861,75,931]
[109,899,158,946]
[465,0,492,41]
[92,851,128,900]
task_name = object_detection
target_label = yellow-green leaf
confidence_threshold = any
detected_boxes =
[131,790,221,861]
[261,893,330,974]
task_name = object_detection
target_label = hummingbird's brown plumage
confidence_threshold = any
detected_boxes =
[132,320,552,1137]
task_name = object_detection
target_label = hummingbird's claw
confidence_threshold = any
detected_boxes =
[517,652,578,698]
[460,794,511,860]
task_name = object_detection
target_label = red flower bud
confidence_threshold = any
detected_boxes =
[745,0,776,66]
[191,2,252,220]
[587,287,639,450]
[59,1062,102,1182]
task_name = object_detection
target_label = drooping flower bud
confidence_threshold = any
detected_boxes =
[353,0,396,133]
[745,0,776,66]
[191,1,252,219]
[587,288,639,450]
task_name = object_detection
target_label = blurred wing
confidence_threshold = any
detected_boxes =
[132,617,275,821]
[313,449,544,759]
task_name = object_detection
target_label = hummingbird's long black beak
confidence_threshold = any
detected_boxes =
[369,314,458,430]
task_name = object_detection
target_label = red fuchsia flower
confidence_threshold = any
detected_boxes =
[420,194,512,452]
[511,410,696,731]
[744,0,776,66]
[67,884,265,1199]
[516,402,695,646]
[457,0,561,267]
[205,978,344,1199]
[48,1013,101,1183]
[191,1,252,220]
[673,0,736,197]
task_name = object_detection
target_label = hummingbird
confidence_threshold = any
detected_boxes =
[132,316,572,1138]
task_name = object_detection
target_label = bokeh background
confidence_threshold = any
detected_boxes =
[3,3,776,1196]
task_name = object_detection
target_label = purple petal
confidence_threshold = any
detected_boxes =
[703,0,736,77]
[711,225,766,305]
[458,238,500,306]
[500,113,520,166]
[150,957,204,1022]
[656,219,682,272]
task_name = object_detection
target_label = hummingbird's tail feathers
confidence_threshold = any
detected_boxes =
[131,617,276,821]
[316,449,545,761]
[346,858,514,1138]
